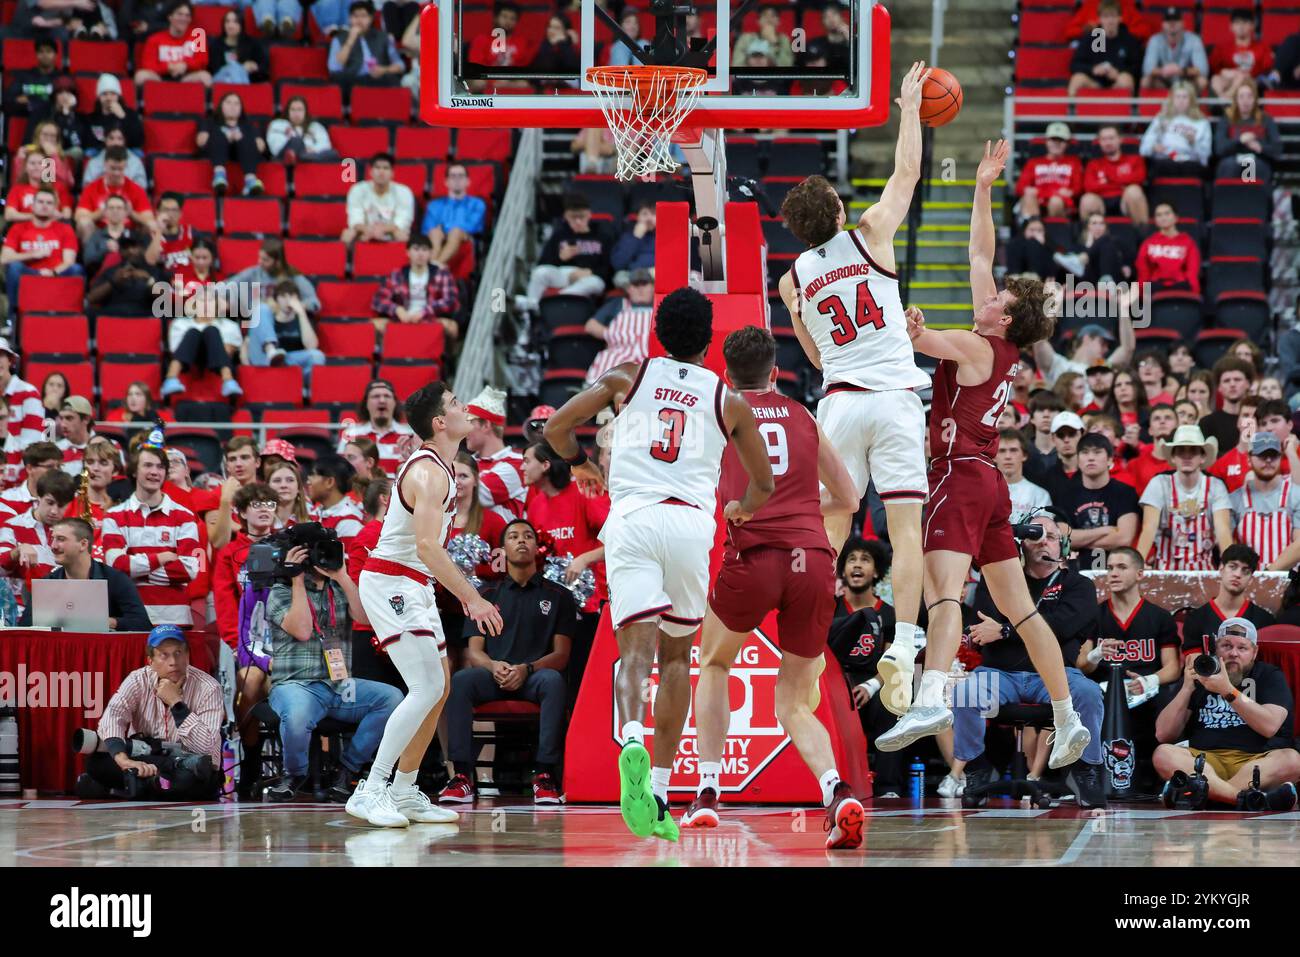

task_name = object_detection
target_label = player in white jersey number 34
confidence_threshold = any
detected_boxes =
[546,288,775,843]
[777,61,933,717]
[347,381,504,828]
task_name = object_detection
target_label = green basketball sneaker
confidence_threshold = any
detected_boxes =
[651,796,679,843]
[618,741,656,837]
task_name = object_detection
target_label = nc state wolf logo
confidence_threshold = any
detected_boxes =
[678,368,688,379]
[389,595,405,616]
[849,633,876,657]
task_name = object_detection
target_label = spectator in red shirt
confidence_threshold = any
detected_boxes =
[14,120,77,193]
[208,436,263,551]
[1136,202,1201,294]
[134,1,214,88]
[1136,350,1177,407]
[1015,122,1083,219]
[1,187,81,327]
[75,146,156,242]
[1214,77,1281,182]
[1209,400,1261,494]
[466,1,535,92]
[145,192,194,277]
[3,150,73,223]
[1080,125,1150,227]
[1210,10,1274,101]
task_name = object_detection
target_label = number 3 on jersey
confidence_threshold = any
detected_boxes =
[650,408,686,463]
[819,280,885,346]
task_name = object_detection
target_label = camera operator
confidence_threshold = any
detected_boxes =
[75,624,224,800]
[950,510,1108,807]
[264,541,403,802]
[1154,618,1299,809]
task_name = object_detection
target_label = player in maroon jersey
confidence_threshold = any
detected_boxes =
[877,141,1091,771]
[683,326,867,848]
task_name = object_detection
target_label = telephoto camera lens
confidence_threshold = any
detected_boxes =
[1193,654,1221,679]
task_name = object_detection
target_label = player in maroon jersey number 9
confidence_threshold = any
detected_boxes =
[876,141,1092,773]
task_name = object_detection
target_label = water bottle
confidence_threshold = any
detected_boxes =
[221,739,239,802]
[909,757,926,804]
[0,708,19,797]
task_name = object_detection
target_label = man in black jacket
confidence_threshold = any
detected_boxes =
[950,510,1107,806]
[20,518,153,631]
[519,192,614,310]
[1068,0,1142,96]
[1,36,59,118]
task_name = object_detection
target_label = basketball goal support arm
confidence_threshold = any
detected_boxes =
[675,128,728,283]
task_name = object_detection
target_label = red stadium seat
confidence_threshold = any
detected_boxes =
[1073,88,1132,118]
[216,236,263,272]
[221,197,283,235]
[455,129,513,164]
[309,360,374,407]
[75,75,137,113]
[330,125,392,158]
[284,238,347,277]
[212,82,275,118]
[21,314,89,357]
[27,360,93,399]
[255,162,290,197]
[279,83,343,121]
[153,157,214,194]
[144,118,199,154]
[318,281,380,318]
[95,317,162,356]
[98,358,163,415]
[1200,12,1235,50]
[190,4,234,38]
[270,46,329,83]
[238,365,304,406]
[395,127,451,161]
[377,362,440,398]
[17,275,85,314]
[349,85,412,122]
[1014,45,1071,83]
[1017,9,1073,44]
[143,80,207,116]
[1,37,46,70]
[68,39,128,75]
[382,323,444,362]
[1262,11,1300,45]
[319,321,377,360]
[351,242,407,279]
[1012,85,1066,117]
[5,118,26,154]
[288,199,348,238]
[182,195,217,233]
[293,162,352,198]
[1137,95,1166,117]
[393,162,429,199]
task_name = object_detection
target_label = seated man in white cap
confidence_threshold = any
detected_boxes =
[465,385,525,521]
[85,73,144,159]
[1154,617,1300,811]
[1134,424,1232,571]
[1014,121,1082,219]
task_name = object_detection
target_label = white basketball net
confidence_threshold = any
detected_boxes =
[586,67,707,180]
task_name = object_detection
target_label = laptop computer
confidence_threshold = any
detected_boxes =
[31,579,110,632]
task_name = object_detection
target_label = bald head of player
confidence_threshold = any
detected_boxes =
[779,174,845,248]
[973,275,1057,348]
[656,287,714,363]
[722,325,777,391]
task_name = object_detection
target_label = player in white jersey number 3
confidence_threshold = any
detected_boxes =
[347,381,504,827]
[546,288,774,843]
[777,61,932,717]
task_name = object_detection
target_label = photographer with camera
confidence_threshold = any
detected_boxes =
[75,624,224,800]
[263,530,403,802]
[1154,618,1299,810]
[946,510,1108,808]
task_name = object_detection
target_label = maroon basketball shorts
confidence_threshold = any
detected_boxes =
[923,457,1020,566]
[709,545,836,658]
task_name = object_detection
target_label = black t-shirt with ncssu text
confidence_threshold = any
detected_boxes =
[1090,597,1180,681]
[1184,660,1296,753]
[1059,477,1140,573]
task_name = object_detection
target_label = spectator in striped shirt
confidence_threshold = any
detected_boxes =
[55,395,97,477]
[465,385,526,521]
[0,441,63,513]
[76,625,224,801]
[0,339,45,488]
[20,518,151,631]
[306,454,365,548]
[0,404,24,495]
[0,470,77,612]
[337,379,416,479]
[102,444,202,626]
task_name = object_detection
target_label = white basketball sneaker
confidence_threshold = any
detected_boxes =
[875,641,917,716]
[390,785,461,824]
[1047,711,1091,770]
[345,779,410,828]
[875,705,953,752]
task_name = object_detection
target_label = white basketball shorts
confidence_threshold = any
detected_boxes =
[359,569,447,657]
[817,386,927,504]
[604,502,715,638]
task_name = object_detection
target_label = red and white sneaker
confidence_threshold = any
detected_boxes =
[438,774,477,804]
[681,788,721,828]
[532,773,563,805]
[824,782,864,850]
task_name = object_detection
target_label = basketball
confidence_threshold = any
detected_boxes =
[920,68,963,127]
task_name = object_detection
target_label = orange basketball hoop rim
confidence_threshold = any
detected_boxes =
[585,64,709,181]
